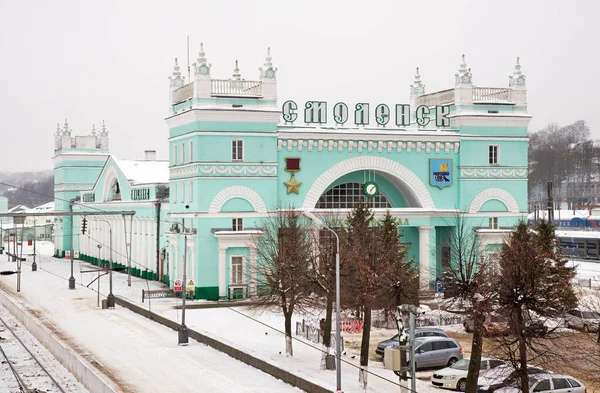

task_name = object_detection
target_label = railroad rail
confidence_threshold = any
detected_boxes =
[0,312,68,393]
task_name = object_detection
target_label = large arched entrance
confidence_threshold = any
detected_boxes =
[303,156,438,290]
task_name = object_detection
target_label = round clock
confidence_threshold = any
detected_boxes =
[199,64,209,75]
[265,68,275,79]
[363,181,379,198]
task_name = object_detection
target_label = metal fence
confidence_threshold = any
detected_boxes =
[295,321,344,352]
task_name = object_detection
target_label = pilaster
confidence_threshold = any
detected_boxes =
[418,226,433,290]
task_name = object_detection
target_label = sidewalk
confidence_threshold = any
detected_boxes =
[0,243,436,392]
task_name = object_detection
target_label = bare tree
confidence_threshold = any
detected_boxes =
[250,205,314,357]
[496,220,577,393]
[439,214,497,393]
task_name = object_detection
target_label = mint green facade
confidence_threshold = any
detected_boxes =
[54,53,530,300]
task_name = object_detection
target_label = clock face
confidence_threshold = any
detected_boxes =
[265,68,275,79]
[199,65,209,75]
[363,182,379,198]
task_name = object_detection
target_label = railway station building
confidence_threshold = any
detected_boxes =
[52,48,530,299]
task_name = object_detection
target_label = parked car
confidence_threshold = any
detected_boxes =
[431,357,506,391]
[493,373,585,393]
[375,327,448,356]
[477,364,549,393]
[464,314,510,336]
[404,337,463,370]
[563,309,600,332]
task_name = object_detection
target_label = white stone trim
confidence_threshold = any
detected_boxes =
[469,188,520,213]
[302,156,435,209]
[101,167,120,203]
[208,186,267,214]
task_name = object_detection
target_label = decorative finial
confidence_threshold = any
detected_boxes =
[509,56,526,88]
[193,43,211,77]
[260,47,277,80]
[232,60,242,80]
[172,58,181,78]
[56,123,61,135]
[455,54,473,86]
[197,43,207,65]
[91,124,97,136]
[410,67,425,98]
[100,120,108,136]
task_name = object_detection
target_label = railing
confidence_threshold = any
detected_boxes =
[295,321,344,351]
[211,79,262,97]
[172,83,193,104]
[414,88,455,107]
[473,87,511,102]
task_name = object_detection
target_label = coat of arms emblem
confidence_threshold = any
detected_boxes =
[430,159,453,189]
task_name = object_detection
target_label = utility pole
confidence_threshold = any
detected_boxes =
[547,181,554,224]
[69,199,76,290]
[32,217,37,271]
[179,230,189,345]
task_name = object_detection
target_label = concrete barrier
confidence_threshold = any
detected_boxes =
[0,291,121,393]
[115,296,332,393]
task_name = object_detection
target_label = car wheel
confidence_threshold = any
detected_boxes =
[584,324,590,333]
[447,357,458,367]
[457,378,467,392]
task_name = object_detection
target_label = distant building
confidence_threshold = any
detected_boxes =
[54,49,530,299]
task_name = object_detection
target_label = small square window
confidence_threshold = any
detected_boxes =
[489,217,499,229]
[232,218,243,231]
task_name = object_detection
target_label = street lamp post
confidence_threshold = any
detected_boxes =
[98,219,115,308]
[97,244,102,307]
[304,212,342,392]
[169,220,189,345]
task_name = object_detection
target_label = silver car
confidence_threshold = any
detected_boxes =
[494,373,585,393]
[410,337,463,369]
[563,309,600,332]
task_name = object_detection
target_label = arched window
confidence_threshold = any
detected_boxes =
[109,180,121,201]
[316,182,391,209]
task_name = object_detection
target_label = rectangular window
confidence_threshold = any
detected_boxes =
[181,143,185,163]
[232,218,243,231]
[189,182,193,202]
[189,141,193,162]
[231,256,243,284]
[489,145,499,164]
[232,140,243,161]
[173,145,177,165]
[489,217,499,229]
[172,183,177,203]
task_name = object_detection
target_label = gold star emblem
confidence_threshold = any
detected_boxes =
[284,173,302,194]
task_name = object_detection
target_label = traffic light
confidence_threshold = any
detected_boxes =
[81,217,88,235]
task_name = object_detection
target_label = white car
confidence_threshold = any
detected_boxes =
[431,357,505,391]
[494,373,585,393]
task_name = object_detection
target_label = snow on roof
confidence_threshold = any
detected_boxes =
[8,205,29,213]
[112,157,169,185]
[24,201,55,213]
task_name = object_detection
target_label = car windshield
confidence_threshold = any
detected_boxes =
[450,359,470,370]
[582,311,600,319]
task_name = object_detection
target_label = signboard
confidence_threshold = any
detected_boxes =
[174,279,182,292]
[282,100,451,127]
[74,251,80,259]
[435,281,445,293]
[186,279,195,292]
[131,188,151,201]
[82,193,95,202]
[65,250,71,259]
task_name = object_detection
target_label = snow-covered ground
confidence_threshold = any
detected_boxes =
[0,241,598,393]
[0,302,90,393]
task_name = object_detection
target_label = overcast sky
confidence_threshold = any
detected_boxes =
[1,0,598,172]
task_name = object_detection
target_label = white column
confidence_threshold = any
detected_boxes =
[218,245,227,298]
[418,226,433,290]
[249,248,257,297]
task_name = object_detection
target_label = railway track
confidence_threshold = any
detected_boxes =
[0,306,86,393]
